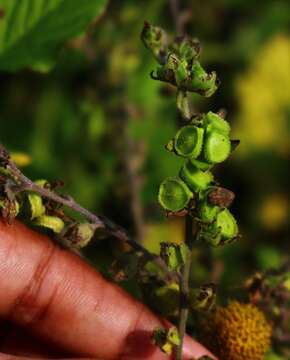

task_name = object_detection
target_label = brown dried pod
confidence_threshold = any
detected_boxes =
[207,186,235,208]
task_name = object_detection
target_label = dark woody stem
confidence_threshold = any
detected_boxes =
[1,148,177,283]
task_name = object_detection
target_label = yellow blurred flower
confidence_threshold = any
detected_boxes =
[10,152,32,167]
[234,34,290,156]
[202,301,272,360]
[259,193,289,230]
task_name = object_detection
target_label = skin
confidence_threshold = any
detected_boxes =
[0,220,214,360]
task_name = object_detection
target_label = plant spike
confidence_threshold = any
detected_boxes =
[141,22,240,360]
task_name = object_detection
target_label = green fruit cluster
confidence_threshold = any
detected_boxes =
[158,111,238,246]
[142,22,239,246]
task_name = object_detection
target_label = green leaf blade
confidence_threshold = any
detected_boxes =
[0,0,107,71]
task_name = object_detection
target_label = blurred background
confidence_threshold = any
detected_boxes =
[0,0,289,309]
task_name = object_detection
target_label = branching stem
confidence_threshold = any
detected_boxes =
[0,146,177,283]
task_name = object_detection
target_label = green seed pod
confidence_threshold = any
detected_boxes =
[207,208,238,246]
[198,200,219,223]
[203,111,230,135]
[174,125,204,158]
[179,161,213,192]
[28,192,46,219]
[204,130,231,164]
[34,215,65,234]
[158,177,192,212]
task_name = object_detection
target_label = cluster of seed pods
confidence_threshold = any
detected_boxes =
[158,111,239,246]
[142,22,239,247]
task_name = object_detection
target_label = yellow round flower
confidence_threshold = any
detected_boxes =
[203,301,272,360]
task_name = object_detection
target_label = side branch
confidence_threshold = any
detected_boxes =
[0,144,174,282]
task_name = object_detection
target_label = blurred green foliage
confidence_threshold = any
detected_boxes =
[0,0,289,346]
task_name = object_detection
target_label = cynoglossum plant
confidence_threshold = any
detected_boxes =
[142,22,240,359]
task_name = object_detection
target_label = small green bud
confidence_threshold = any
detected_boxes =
[203,111,231,135]
[207,208,238,246]
[34,215,65,233]
[158,177,192,212]
[174,125,204,158]
[179,161,213,192]
[204,130,231,164]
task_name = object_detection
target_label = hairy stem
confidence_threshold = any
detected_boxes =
[175,215,194,360]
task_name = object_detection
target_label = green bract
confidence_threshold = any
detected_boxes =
[174,125,204,158]
[204,130,231,164]
[179,161,213,192]
[158,177,192,212]
[203,111,231,135]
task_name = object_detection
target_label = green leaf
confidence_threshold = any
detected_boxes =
[0,0,108,71]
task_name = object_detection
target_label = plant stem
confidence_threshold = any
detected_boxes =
[175,214,195,359]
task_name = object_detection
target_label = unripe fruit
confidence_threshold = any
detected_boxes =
[203,111,231,135]
[179,161,213,192]
[204,130,231,164]
[174,125,204,158]
[158,177,192,212]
